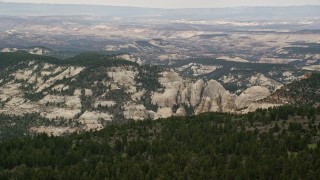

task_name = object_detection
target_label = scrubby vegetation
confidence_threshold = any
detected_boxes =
[266,73,320,106]
[284,43,320,55]
[0,105,320,179]
[171,58,294,78]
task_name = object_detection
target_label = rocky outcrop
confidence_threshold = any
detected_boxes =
[79,111,113,130]
[152,88,179,108]
[249,73,283,92]
[194,80,237,114]
[152,71,187,108]
[124,104,154,120]
[236,86,270,110]
[155,107,174,119]
[175,107,187,117]
[190,79,205,107]
[0,60,287,135]
[152,77,237,116]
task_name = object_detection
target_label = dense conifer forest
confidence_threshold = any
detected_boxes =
[0,105,320,179]
[0,51,135,68]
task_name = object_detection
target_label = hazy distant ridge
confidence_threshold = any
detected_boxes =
[1,2,320,19]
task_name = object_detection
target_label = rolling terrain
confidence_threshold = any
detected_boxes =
[0,2,320,178]
[1,14,320,65]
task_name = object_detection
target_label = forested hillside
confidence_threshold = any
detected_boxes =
[1,51,320,136]
[0,51,133,68]
[0,105,320,179]
[0,52,164,134]
[263,74,320,106]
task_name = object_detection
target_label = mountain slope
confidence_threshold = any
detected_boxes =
[261,74,320,106]
[0,105,319,179]
[0,52,286,134]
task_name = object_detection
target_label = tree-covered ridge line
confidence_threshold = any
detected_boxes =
[263,73,320,106]
[0,105,319,179]
[0,51,137,68]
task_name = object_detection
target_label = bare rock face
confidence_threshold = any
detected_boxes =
[190,79,205,107]
[79,111,112,130]
[175,107,187,117]
[152,71,187,108]
[108,68,137,93]
[194,80,237,114]
[202,80,226,98]
[236,86,270,110]
[124,104,153,120]
[41,108,81,119]
[221,93,238,112]
[155,107,174,119]
[39,95,82,109]
[249,73,283,92]
[152,89,179,108]
[150,71,241,116]
[195,97,216,115]
[150,72,242,116]
[159,71,185,88]
[36,66,84,93]
[178,86,191,104]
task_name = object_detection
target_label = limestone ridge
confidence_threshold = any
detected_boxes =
[0,53,283,132]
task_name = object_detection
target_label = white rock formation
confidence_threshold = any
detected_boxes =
[155,107,174,119]
[195,80,237,114]
[152,71,187,108]
[79,111,113,130]
[152,76,237,115]
[236,86,270,110]
[175,107,187,117]
[0,60,293,134]
[108,68,137,93]
[41,108,81,119]
[249,73,282,91]
[190,79,205,107]
[124,104,153,120]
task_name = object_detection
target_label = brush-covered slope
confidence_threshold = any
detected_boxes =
[260,74,320,106]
